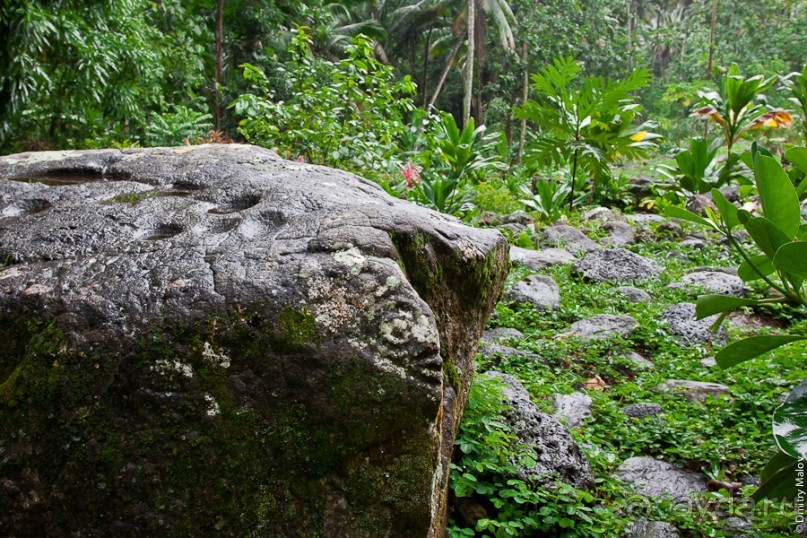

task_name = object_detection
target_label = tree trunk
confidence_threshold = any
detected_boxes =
[421,29,432,108]
[626,0,632,70]
[215,0,224,130]
[426,38,463,114]
[707,0,717,79]
[517,40,528,164]
[463,0,475,127]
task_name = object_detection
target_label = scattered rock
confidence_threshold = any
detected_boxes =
[623,403,665,419]
[657,379,730,404]
[602,220,635,246]
[626,213,667,224]
[655,221,683,239]
[505,274,561,311]
[718,184,741,203]
[624,520,681,538]
[661,303,728,346]
[669,270,746,297]
[678,237,705,250]
[692,266,738,275]
[573,248,662,283]
[570,314,639,340]
[616,457,709,503]
[540,225,601,256]
[478,343,542,363]
[623,351,654,370]
[583,207,625,222]
[553,392,593,428]
[616,286,651,303]
[482,327,525,343]
[723,516,752,538]
[686,193,715,215]
[485,373,593,488]
[699,356,717,368]
[509,246,575,269]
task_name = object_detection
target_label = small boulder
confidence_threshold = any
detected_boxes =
[570,314,639,340]
[661,303,727,346]
[686,193,715,215]
[478,343,542,363]
[616,286,651,303]
[540,225,601,256]
[481,327,524,343]
[484,373,593,488]
[553,392,593,428]
[509,246,575,269]
[678,237,705,250]
[602,220,635,246]
[623,403,665,419]
[669,270,746,297]
[657,379,729,404]
[622,351,654,370]
[573,248,662,283]
[699,356,717,368]
[505,274,561,311]
[616,457,709,503]
[624,520,681,538]
[626,213,667,224]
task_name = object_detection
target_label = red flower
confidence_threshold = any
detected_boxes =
[400,161,421,187]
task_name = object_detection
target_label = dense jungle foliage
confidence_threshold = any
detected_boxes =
[2,0,807,536]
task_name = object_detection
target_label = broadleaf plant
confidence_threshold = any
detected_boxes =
[664,145,807,500]
[515,56,659,211]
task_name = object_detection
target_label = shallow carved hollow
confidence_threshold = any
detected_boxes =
[0,145,508,537]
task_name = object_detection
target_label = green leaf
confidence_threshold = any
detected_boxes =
[742,216,792,259]
[754,155,801,238]
[738,254,775,282]
[773,242,807,279]
[661,205,717,230]
[753,451,799,501]
[695,295,759,319]
[710,188,740,229]
[716,335,807,369]
[785,147,807,174]
[773,380,807,459]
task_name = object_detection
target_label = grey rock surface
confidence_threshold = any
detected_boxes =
[573,248,662,283]
[699,356,717,368]
[625,213,667,224]
[670,270,746,297]
[623,403,665,419]
[602,220,635,246]
[662,303,728,346]
[624,520,681,538]
[510,246,575,269]
[657,379,730,404]
[540,225,601,256]
[505,274,561,311]
[0,145,510,537]
[623,351,654,370]
[478,343,542,363]
[482,327,524,343]
[617,286,652,303]
[553,392,593,427]
[485,373,593,488]
[570,314,639,340]
[616,457,708,503]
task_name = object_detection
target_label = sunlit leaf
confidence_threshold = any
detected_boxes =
[773,380,807,459]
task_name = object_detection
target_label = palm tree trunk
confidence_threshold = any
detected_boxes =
[463,0,475,127]
[707,0,717,78]
[421,29,432,108]
[215,0,224,130]
[426,38,463,114]
[517,40,528,164]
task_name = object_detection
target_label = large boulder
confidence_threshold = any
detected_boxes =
[0,145,509,537]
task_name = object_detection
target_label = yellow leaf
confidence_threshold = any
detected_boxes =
[630,131,647,142]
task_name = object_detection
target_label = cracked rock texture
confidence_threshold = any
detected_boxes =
[0,145,509,537]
